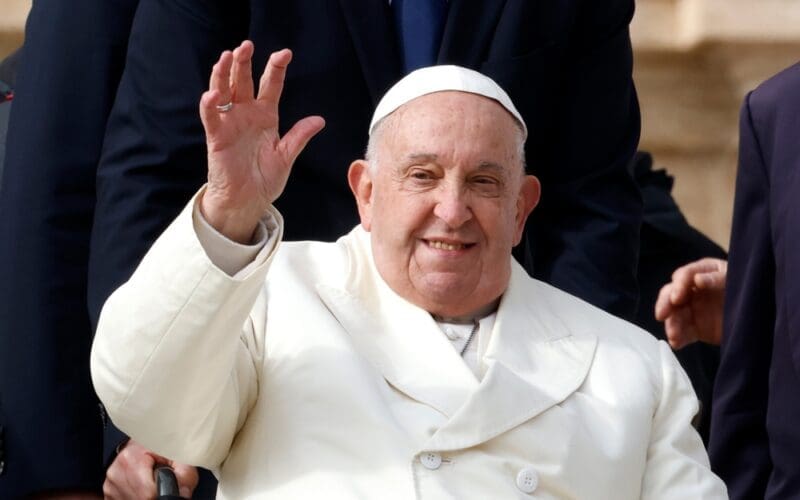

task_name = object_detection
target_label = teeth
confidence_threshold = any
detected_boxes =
[429,240,464,251]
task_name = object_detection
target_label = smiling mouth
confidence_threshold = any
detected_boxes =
[425,239,475,251]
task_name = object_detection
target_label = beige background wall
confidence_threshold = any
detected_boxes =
[632,0,800,248]
[2,0,799,249]
[1,0,28,59]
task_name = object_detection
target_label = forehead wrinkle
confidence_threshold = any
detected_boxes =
[407,153,438,163]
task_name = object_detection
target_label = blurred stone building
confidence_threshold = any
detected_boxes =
[2,0,799,248]
[633,0,800,248]
[1,0,27,60]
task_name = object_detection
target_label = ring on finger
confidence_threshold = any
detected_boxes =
[216,101,234,113]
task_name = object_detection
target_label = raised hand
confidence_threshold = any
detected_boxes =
[199,41,325,243]
[654,257,727,350]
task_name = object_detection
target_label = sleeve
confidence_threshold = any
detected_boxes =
[708,92,775,498]
[640,342,728,499]
[519,0,642,321]
[90,195,282,469]
[192,195,274,277]
[87,0,250,329]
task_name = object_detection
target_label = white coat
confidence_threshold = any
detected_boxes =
[91,199,727,499]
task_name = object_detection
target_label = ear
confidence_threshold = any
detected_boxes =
[513,175,540,246]
[348,159,375,231]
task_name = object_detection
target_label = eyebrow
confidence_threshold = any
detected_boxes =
[393,154,438,175]
[401,155,505,169]
[395,155,508,175]
[474,161,505,174]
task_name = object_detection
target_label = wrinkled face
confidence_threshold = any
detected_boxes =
[349,91,540,317]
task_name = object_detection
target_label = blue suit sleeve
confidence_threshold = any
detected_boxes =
[88,0,249,324]
[708,92,775,499]
[0,0,138,495]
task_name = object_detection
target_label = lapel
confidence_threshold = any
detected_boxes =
[438,0,508,66]
[317,229,597,452]
[316,228,479,418]
[423,264,598,451]
[336,0,403,104]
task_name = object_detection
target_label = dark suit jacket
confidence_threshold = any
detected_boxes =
[89,0,641,328]
[0,1,139,496]
[709,62,800,499]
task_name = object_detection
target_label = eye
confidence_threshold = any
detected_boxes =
[410,170,433,180]
[400,167,439,191]
[469,175,503,196]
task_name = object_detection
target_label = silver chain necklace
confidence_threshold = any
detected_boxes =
[459,319,479,356]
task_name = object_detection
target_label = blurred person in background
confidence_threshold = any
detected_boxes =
[660,62,800,498]
[708,62,800,500]
[0,1,139,497]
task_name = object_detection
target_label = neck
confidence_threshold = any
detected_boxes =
[431,297,500,324]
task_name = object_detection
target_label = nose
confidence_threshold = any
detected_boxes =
[433,183,473,228]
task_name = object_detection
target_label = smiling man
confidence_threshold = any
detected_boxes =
[352,88,538,321]
[91,43,725,498]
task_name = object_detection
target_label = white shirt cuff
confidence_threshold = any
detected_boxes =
[191,197,280,277]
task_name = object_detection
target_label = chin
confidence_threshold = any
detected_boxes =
[416,277,477,312]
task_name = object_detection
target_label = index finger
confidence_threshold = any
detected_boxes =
[654,283,675,321]
[668,265,698,305]
[132,453,158,493]
[257,49,292,106]
[171,462,200,497]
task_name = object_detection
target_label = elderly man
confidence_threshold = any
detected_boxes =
[91,44,724,498]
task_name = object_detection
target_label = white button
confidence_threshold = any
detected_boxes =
[516,466,538,493]
[420,452,442,470]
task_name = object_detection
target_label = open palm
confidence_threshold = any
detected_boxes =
[199,42,325,242]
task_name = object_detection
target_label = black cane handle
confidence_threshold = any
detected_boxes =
[155,465,187,499]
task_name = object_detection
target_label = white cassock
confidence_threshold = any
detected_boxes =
[91,190,727,499]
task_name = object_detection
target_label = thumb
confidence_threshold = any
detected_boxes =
[281,115,326,166]
[170,461,200,498]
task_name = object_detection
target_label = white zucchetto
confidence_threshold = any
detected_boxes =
[368,65,527,138]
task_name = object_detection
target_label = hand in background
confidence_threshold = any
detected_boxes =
[104,440,198,500]
[199,41,325,243]
[655,257,727,349]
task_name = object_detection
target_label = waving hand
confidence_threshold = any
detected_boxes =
[199,42,325,243]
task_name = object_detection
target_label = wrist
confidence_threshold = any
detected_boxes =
[199,189,264,244]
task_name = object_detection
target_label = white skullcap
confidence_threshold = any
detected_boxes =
[369,65,527,138]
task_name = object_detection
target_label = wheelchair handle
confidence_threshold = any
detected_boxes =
[155,465,187,499]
